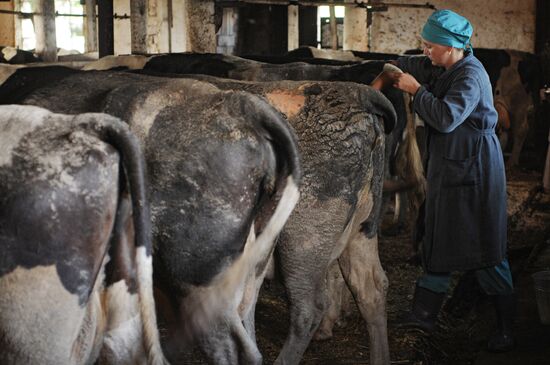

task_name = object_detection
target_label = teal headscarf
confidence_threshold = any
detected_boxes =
[421,9,473,50]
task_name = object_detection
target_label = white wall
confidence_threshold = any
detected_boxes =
[370,0,536,53]
[114,0,131,55]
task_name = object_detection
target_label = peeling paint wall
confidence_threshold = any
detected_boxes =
[370,0,536,53]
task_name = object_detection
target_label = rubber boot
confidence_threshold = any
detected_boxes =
[487,294,516,352]
[398,284,446,333]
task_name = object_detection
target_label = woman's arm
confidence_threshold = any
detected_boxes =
[396,55,440,84]
[413,75,481,133]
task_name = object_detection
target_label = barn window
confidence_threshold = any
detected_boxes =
[18,0,85,53]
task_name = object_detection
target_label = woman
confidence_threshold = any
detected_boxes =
[384,9,515,352]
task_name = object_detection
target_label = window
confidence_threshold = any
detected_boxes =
[19,0,85,53]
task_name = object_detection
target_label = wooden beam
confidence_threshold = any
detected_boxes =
[329,4,337,50]
[85,0,97,52]
[131,0,147,54]
[288,4,299,51]
[34,0,57,62]
[98,0,114,57]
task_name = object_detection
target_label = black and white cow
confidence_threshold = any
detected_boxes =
[477,49,542,168]
[111,55,400,365]
[0,104,166,365]
[0,66,301,364]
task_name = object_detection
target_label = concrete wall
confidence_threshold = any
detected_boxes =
[370,0,536,53]
[0,1,16,47]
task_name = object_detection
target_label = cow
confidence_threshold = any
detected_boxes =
[235,51,423,233]
[0,46,42,64]
[404,48,543,168]
[185,75,396,365]
[0,67,302,364]
[116,55,400,364]
[477,49,542,168]
[0,104,166,365]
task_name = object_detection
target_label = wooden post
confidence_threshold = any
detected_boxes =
[98,0,114,57]
[34,0,57,62]
[85,0,98,52]
[131,0,147,54]
[288,4,299,51]
[329,5,337,50]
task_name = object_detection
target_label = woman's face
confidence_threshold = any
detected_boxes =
[422,40,452,67]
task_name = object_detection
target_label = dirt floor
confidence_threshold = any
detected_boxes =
[165,168,550,365]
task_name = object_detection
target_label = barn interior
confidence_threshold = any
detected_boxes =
[1,0,550,364]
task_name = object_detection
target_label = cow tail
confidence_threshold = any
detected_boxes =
[397,95,426,215]
[244,95,302,260]
[73,113,168,365]
[360,116,385,238]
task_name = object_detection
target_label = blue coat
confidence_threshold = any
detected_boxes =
[397,53,507,272]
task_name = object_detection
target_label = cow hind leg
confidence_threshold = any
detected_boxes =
[339,232,389,365]
[275,285,329,365]
[335,177,390,365]
[274,248,331,365]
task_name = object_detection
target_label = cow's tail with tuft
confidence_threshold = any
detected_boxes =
[73,113,168,365]
[396,94,426,215]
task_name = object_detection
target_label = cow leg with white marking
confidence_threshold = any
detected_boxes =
[338,128,390,365]
[338,231,389,365]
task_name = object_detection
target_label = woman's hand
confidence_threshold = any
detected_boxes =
[387,72,421,95]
